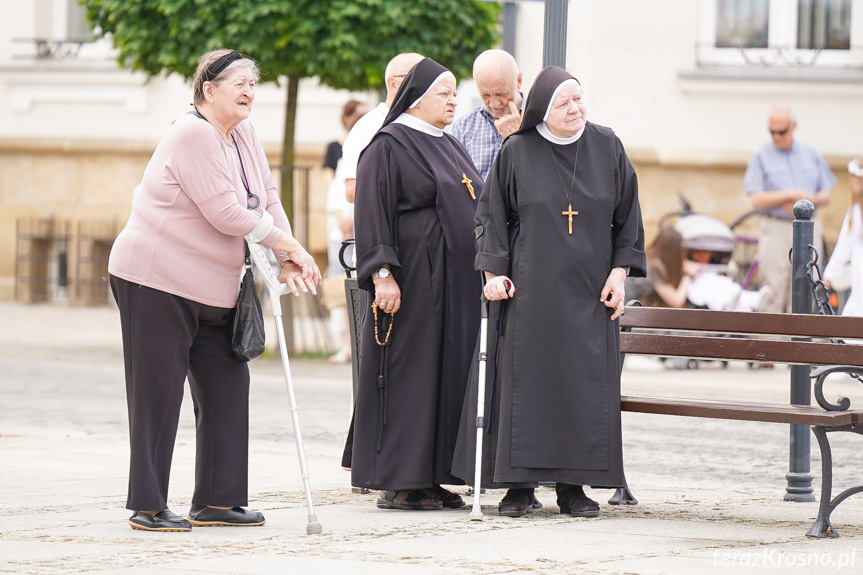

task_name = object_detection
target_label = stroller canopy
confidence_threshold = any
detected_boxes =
[674,213,736,253]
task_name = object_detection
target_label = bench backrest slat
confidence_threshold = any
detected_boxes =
[621,332,863,367]
[621,306,863,340]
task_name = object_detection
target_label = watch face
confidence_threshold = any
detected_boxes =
[380,268,390,278]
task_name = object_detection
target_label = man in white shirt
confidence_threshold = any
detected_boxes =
[343,52,424,203]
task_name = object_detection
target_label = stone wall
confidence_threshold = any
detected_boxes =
[0,139,852,303]
[0,139,330,302]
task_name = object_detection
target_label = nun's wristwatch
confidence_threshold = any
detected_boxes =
[372,267,391,280]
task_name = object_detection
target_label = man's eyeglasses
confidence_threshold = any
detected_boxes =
[770,127,790,136]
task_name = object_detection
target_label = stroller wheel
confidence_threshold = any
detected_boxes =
[686,359,699,370]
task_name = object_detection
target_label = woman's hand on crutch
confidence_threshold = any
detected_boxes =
[483,272,515,301]
[274,235,322,296]
[278,260,319,297]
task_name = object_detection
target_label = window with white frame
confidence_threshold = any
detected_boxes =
[67,0,93,40]
[14,0,112,61]
[698,0,863,67]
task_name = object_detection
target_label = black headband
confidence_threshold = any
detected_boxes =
[203,51,243,83]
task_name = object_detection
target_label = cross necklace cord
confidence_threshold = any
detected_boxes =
[548,139,580,234]
[443,137,476,200]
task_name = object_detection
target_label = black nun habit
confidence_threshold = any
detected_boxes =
[451,66,646,491]
[350,58,483,491]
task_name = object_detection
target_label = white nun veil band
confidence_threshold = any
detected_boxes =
[849,159,863,177]
[410,71,456,109]
[542,79,580,122]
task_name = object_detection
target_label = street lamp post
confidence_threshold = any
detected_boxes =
[543,0,568,68]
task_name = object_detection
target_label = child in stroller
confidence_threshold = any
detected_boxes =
[626,215,770,312]
[674,214,772,312]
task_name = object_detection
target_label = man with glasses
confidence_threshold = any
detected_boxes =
[743,106,835,312]
[452,49,524,182]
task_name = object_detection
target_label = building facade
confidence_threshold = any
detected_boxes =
[1,0,861,302]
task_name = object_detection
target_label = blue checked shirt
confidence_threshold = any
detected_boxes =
[743,140,836,220]
[451,106,505,182]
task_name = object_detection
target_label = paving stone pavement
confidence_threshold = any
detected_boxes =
[1,301,862,574]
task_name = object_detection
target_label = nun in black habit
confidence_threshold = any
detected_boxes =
[451,66,646,517]
[351,57,482,510]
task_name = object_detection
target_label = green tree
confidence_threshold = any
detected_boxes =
[83,0,500,220]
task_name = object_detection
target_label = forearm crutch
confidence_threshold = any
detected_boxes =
[247,241,323,535]
[469,292,490,521]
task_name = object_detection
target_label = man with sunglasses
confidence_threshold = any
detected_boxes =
[743,106,836,313]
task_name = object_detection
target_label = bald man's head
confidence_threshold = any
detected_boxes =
[768,106,797,151]
[473,49,522,119]
[384,52,424,105]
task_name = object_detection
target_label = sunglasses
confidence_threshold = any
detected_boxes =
[770,127,790,136]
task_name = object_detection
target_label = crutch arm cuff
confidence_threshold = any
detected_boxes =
[244,209,275,243]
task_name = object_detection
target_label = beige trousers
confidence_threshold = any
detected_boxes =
[757,216,823,313]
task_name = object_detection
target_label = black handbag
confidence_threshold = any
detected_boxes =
[231,243,266,362]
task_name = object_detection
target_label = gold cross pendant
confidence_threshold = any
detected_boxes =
[562,204,578,234]
[461,173,475,200]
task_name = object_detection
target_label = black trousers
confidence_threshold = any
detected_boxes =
[111,276,250,511]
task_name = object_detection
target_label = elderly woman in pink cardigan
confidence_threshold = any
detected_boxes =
[108,49,321,532]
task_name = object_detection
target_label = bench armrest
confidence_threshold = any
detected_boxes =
[810,365,863,411]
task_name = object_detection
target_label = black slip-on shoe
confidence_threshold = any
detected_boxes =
[129,510,192,532]
[187,504,266,526]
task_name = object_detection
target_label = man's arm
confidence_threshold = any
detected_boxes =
[749,187,831,212]
[345,178,356,204]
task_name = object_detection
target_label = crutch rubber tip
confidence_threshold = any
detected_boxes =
[306,517,323,535]
[469,511,484,521]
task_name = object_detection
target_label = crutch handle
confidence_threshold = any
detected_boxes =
[247,241,292,296]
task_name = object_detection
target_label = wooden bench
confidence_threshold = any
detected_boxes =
[612,305,863,538]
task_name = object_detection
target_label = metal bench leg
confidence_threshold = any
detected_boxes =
[807,426,837,538]
[807,425,863,538]
[608,476,638,506]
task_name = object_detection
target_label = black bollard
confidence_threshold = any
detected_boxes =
[785,200,815,502]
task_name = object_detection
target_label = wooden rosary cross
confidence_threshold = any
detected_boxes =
[562,204,579,234]
[461,173,476,200]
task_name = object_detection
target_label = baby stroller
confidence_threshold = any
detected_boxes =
[647,200,768,369]
[674,213,738,278]
[657,194,762,291]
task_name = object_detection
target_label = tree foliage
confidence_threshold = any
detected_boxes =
[84,0,500,217]
[84,0,500,349]
[84,0,500,94]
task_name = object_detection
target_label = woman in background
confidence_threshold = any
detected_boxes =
[324,100,369,363]
[824,158,863,316]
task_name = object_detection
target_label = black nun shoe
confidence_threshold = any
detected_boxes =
[187,504,266,526]
[128,510,192,532]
